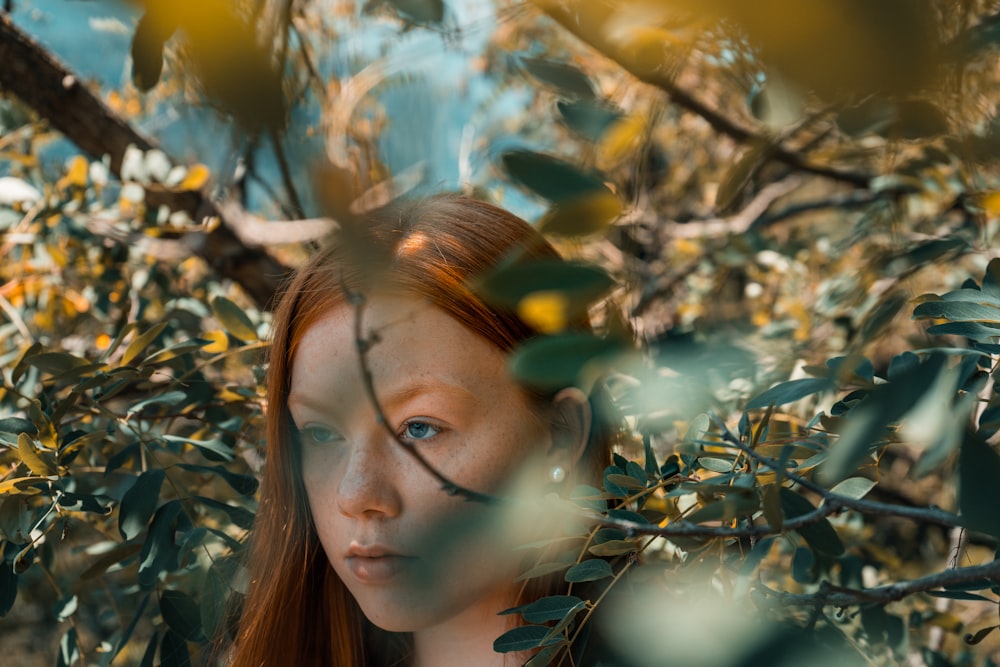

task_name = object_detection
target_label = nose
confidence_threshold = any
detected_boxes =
[336,434,403,519]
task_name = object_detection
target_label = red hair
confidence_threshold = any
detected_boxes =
[228,194,614,666]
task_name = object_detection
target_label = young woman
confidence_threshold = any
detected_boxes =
[228,194,621,666]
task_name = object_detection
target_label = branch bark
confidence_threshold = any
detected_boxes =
[0,13,293,309]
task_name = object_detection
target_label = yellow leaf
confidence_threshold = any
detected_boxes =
[18,433,57,476]
[179,164,210,191]
[518,291,570,334]
[0,477,44,496]
[597,114,645,169]
[202,329,229,354]
[538,191,622,237]
[66,156,88,188]
[121,322,168,366]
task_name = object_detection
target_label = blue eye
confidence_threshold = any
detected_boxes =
[401,420,440,442]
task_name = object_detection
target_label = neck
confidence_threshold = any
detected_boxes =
[411,587,527,667]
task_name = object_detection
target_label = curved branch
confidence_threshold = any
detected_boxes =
[758,559,1000,607]
[0,13,293,308]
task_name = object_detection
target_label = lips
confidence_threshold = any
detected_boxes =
[345,544,418,584]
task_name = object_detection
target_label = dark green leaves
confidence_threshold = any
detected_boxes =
[746,377,834,409]
[159,589,204,641]
[500,150,607,203]
[564,558,613,583]
[520,56,595,99]
[120,470,165,541]
[958,431,1000,539]
[211,296,258,342]
[494,625,556,653]
[779,488,844,556]
[501,595,586,623]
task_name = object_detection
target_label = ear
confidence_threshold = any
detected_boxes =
[547,387,592,470]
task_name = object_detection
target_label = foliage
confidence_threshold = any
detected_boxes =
[3,0,1000,665]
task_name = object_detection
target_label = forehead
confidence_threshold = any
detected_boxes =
[288,294,512,408]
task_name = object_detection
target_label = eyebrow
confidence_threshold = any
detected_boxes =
[287,379,477,415]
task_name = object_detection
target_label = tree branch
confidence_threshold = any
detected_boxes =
[0,13,293,309]
[532,0,874,188]
[757,559,1000,607]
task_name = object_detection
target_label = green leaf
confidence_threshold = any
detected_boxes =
[746,378,834,410]
[958,431,1000,539]
[138,500,184,589]
[494,625,554,653]
[193,496,255,529]
[685,494,759,524]
[564,559,613,583]
[779,488,844,556]
[913,299,1000,322]
[500,150,608,203]
[159,628,192,667]
[501,595,586,624]
[0,559,17,616]
[159,589,204,641]
[53,594,78,622]
[588,540,636,557]
[716,141,769,214]
[0,418,36,436]
[536,191,622,237]
[605,473,645,491]
[80,543,143,580]
[58,492,112,515]
[926,321,1000,341]
[520,56,595,99]
[211,296,258,341]
[510,333,625,391]
[384,0,444,23]
[56,627,79,667]
[121,322,168,367]
[119,470,165,541]
[791,546,817,584]
[829,477,876,500]
[557,99,622,141]
[200,559,234,639]
[476,260,614,312]
[516,559,573,582]
[735,535,776,598]
[161,434,234,462]
[24,352,90,376]
[126,390,190,416]
[175,463,258,495]
[981,258,1000,300]
[130,8,174,91]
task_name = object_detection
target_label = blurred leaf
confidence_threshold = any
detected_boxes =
[926,590,994,602]
[537,191,622,237]
[685,493,759,524]
[24,352,90,376]
[557,99,623,141]
[510,333,625,391]
[58,492,112,515]
[131,7,176,91]
[588,540,636,556]
[56,627,79,667]
[138,500,184,589]
[735,535,776,598]
[53,594,78,622]
[501,150,608,203]
[193,495,254,529]
[761,484,782,531]
[0,559,16,616]
[160,589,204,641]
[516,559,573,582]
[477,260,614,313]
[126,390,190,416]
[384,0,445,23]
[715,141,769,214]
[80,543,143,580]
[791,546,817,583]
[0,418,36,436]
[958,431,1000,539]
[836,97,897,137]
[565,559,613,582]
[521,56,595,99]
[119,469,165,541]
[746,378,834,410]
[211,295,258,341]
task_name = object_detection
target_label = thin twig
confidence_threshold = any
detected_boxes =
[348,289,498,504]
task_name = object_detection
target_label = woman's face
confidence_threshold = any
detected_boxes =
[290,294,552,632]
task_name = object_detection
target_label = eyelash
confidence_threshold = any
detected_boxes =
[398,419,443,443]
[296,420,443,445]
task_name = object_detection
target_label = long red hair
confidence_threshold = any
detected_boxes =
[228,194,614,666]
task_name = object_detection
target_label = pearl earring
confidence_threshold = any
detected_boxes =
[550,466,566,484]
